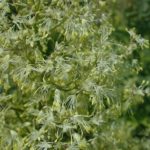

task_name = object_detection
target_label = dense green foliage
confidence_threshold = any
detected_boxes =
[106,1,150,149]
[0,0,149,149]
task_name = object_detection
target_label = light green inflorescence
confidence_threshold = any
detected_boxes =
[0,0,148,149]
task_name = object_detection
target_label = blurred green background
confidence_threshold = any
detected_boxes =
[107,0,150,147]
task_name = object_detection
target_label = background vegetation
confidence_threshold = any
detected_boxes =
[0,0,149,149]
[108,0,150,149]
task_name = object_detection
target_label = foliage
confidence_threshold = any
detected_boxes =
[124,0,150,37]
[0,0,148,149]
[100,0,150,149]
